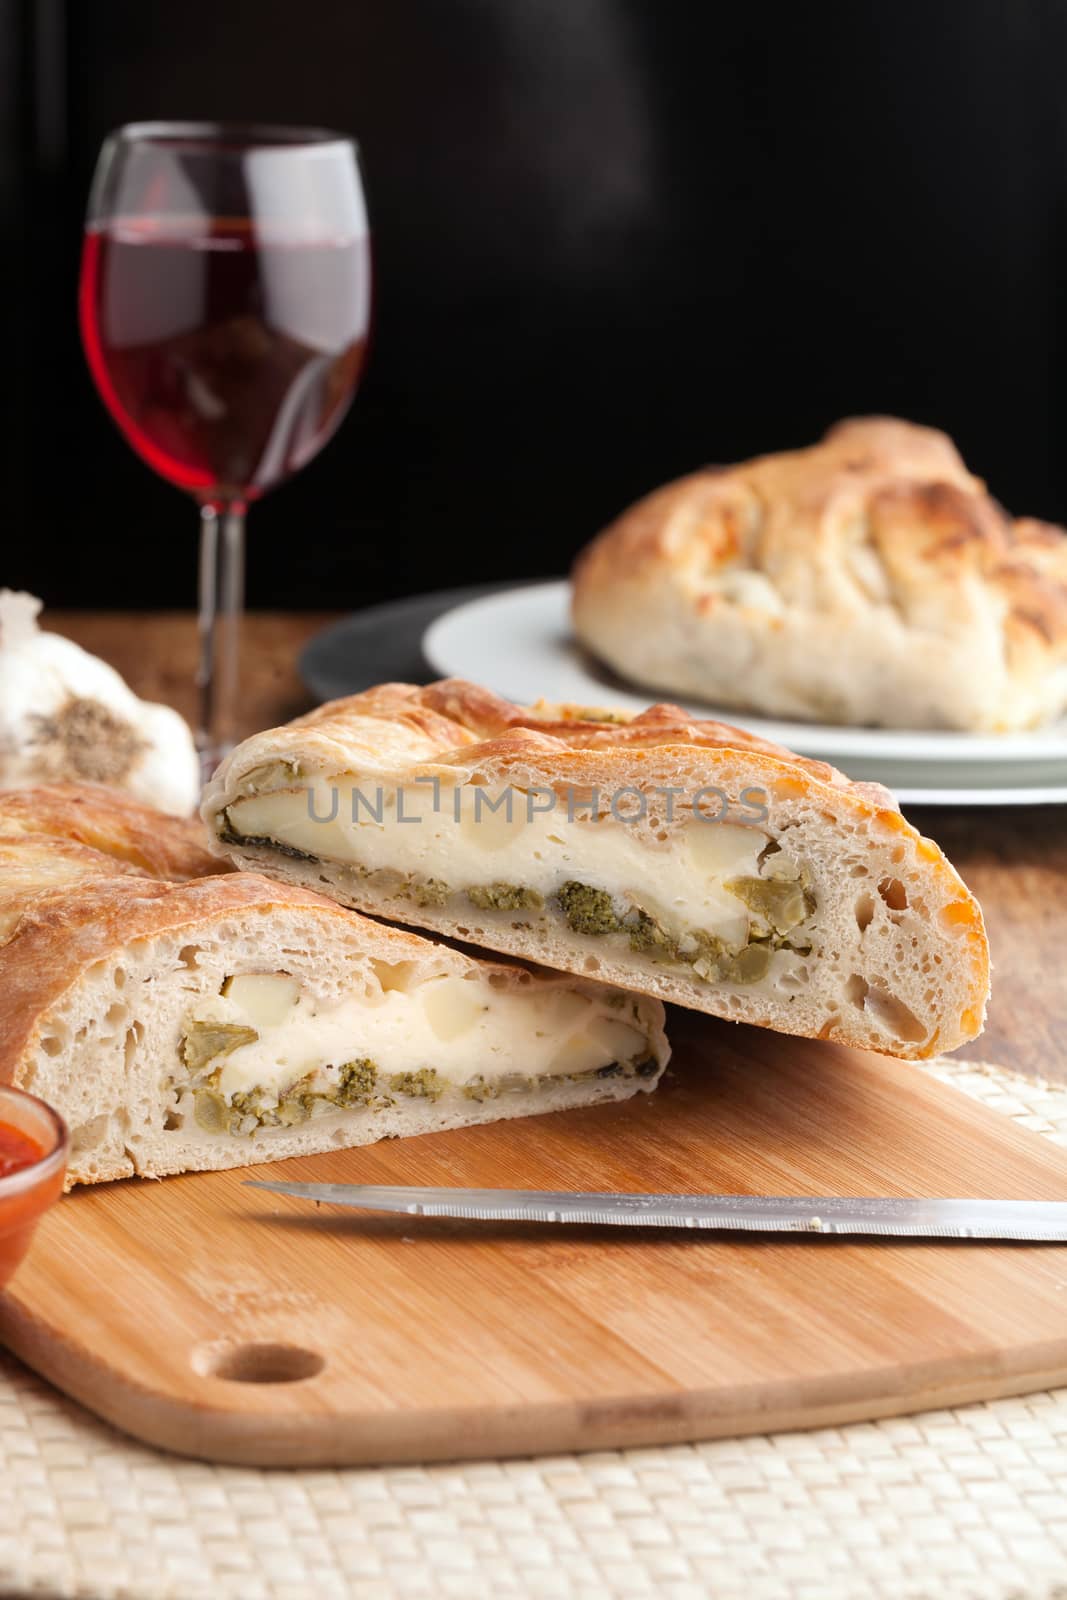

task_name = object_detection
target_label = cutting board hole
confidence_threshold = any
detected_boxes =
[192,1341,325,1384]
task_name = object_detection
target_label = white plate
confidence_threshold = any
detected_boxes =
[423,582,1067,805]
[892,785,1067,807]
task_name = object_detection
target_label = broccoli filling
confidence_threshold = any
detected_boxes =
[466,882,545,912]
[184,1054,653,1135]
[723,873,810,936]
[554,873,814,985]
[409,878,451,907]
[190,1056,384,1135]
[181,1020,259,1073]
[555,882,619,935]
[388,1068,447,1100]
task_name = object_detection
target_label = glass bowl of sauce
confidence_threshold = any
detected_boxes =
[0,1086,68,1291]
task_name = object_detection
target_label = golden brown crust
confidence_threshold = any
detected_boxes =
[0,783,230,948]
[0,836,145,944]
[0,784,224,881]
[247,677,893,804]
[571,417,1067,730]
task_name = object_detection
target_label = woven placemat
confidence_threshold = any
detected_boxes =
[3,1058,1067,1600]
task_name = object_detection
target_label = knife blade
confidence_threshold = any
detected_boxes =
[243,1183,1067,1240]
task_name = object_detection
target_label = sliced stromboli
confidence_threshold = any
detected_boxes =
[0,786,668,1187]
[203,680,991,1062]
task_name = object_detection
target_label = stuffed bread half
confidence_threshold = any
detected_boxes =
[0,784,669,1187]
[204,679,991,1062]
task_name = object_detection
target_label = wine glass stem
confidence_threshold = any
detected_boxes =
[197,499,246,780]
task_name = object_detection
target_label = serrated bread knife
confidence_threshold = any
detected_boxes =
[244,1183,1067,1240]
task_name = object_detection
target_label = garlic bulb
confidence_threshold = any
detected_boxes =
[0,591,200,816]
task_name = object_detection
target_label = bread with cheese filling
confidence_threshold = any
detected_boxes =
[202,679,991,1061]
[0,785,668,1186]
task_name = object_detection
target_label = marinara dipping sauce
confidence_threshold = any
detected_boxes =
[0,1086,68,1290]
[0,1123,43,1177]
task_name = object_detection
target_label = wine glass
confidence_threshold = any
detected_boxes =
[79,122,371,774]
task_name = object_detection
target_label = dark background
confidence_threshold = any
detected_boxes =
[7,0,1067,609]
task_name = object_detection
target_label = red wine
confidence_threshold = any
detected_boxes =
[79,217,370,499]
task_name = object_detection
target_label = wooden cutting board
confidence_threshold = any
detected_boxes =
[4,1012,1067,1468]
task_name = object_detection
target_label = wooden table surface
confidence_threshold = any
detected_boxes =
[50,611,1067,1085]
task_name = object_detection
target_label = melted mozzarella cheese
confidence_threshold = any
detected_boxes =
[227,778,767,946]
[187,970,650,1103]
